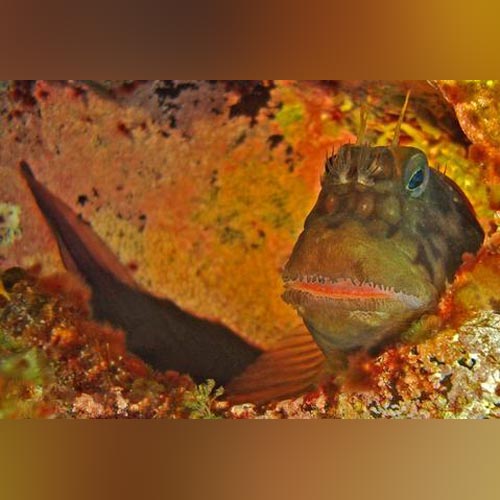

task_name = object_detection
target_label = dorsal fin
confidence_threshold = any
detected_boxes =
[19,161,137,289]
[19,161,262,384]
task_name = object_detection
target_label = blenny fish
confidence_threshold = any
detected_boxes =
[18,100,485,402]
[282,141,484,368]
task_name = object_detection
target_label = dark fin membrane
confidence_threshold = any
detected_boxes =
[227,327,327,405]
[19,161,137,289]
[19,161,262,385]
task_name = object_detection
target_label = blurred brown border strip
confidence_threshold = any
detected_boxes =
[0,421,497,499]
[0,1,497,76]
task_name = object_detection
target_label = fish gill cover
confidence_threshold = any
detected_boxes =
[0,80,498,418]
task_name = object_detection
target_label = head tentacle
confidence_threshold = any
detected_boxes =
[392,90,412,147]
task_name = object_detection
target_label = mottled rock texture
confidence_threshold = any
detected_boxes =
[0,80,498,418]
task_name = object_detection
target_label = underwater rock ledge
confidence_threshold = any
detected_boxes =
[0,268,195,418]
[0,80,499,418]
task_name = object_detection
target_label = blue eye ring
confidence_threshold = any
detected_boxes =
[404,153,429,197]
[407,168,425,191]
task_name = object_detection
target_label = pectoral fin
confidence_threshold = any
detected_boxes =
[227,327,327,405]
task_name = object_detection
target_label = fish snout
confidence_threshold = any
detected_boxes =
[283,221,438,313]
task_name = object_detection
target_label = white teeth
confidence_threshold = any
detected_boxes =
[283,275,425,309]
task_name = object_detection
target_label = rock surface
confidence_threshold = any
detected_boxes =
[0,80,498,418]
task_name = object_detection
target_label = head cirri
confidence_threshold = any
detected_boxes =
[283,142,484,359]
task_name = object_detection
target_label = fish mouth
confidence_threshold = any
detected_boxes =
[282,275,425,310]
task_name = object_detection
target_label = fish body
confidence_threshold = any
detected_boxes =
[19,162,261,385]
[283,145,485,361]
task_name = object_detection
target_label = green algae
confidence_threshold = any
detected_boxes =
[0,345,51,419]
[0,322,55,419]
[274,86,307,143]
[0,274,55,418]
[183,379,224,419]
[276,101,305,133]
[0,203,22,248]
[0,348,45,383]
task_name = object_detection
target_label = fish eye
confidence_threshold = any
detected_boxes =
[408,169,424,190]
[405,154,429,198]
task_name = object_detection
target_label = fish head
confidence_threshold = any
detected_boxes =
[283,144,485,356]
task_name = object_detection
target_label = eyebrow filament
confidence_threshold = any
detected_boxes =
[392,89,411,147]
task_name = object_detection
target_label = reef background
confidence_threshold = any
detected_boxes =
[0,80,499,418]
